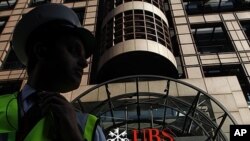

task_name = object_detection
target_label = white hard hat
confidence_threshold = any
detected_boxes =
[12,3,95,66]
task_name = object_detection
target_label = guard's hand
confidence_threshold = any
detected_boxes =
[38,92,83,141]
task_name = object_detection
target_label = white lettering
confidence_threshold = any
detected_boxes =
[234,129,241,136]
[241,129,247,136]
[234,129,247,136]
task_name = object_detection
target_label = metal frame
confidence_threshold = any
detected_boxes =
[72,75,237,140]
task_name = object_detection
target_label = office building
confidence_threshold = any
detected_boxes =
[1,0,250,140]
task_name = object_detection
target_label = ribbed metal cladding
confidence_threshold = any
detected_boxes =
[96,0,178,82]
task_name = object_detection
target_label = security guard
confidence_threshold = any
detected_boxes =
[0,3,105,141]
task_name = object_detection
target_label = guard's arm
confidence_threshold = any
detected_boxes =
[38,92,83,141]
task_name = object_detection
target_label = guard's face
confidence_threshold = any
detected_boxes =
[44,34,88,92]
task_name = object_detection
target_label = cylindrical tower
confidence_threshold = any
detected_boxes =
[96,0,178,82]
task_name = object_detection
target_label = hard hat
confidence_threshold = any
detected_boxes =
[12,3,95,66]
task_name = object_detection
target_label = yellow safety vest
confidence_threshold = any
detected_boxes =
[0,93,98,141]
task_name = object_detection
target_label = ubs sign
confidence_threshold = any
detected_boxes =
[107,128,174,141]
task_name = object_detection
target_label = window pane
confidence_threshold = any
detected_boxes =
[191,24,234,53]
[29,0,51,7]
[240,21,250,40]
[0,0,16,11]
[2,48,25,70]
[183,0,243,15]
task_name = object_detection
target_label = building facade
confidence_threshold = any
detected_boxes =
[1,0,250,140]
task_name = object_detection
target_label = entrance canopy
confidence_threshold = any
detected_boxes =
[72,75,236,141]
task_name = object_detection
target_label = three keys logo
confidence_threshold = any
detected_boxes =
[107,128,129,141]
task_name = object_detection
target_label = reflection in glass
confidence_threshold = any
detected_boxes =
[0,0,16,10]
[241,21,250,40]
[183,0,245,14]
[191,24,234,53]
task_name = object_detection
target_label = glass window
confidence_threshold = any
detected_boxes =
[115,0,123,6]
[64,0,85,3]
[0,0,16,11]
[2,48,25,70]
[114,36,122,44]
[238,0,250,10]
[124,33,134,40]
[240,21,250,41]
[0,17,8,34]
[191,24,234,53]
[29,0,51,7]
[183,0,240,15]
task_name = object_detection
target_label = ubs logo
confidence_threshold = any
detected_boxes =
[107,128,129,141]
[107,128,174,141]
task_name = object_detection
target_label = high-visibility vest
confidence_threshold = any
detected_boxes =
[0,93,98,141]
